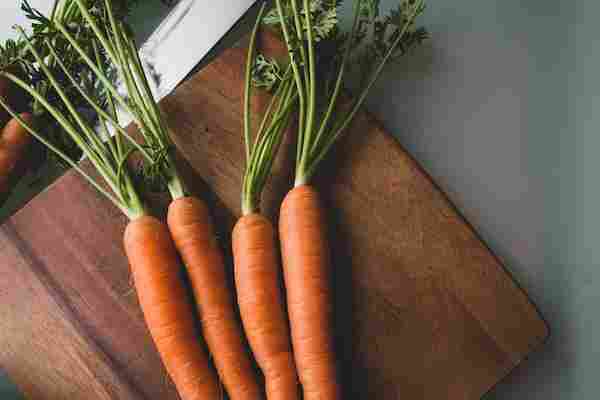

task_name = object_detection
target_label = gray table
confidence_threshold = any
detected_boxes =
[2,0,595,399]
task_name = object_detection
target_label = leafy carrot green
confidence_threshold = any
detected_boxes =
[271,0,427,185]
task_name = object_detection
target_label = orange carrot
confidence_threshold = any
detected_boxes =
[124,215,221,400]
[168,196,263,400]
[0,113,32,195]
[279,185,341,400]
[233,213,299,400]
[0,77,11,125]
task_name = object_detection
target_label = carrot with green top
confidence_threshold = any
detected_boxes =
[60,2,263,397]
[269,1,428,398]
[233,4,300,399]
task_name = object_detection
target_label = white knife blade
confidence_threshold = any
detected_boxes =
[140,0,256,100]
[2,0,255,99]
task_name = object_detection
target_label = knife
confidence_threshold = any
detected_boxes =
[140,0,256,100]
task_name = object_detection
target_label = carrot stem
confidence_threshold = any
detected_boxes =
[242,3,297,215]
[272,0,426,185]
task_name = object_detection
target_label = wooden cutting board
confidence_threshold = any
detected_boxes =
[0,32,548,399]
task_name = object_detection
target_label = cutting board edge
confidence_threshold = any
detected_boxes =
[359,108,549,339]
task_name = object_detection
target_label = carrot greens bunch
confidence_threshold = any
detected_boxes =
[0,0,148,169]
[0,0,188,219]
[271,0,427,185]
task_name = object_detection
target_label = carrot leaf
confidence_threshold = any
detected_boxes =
[270,0,428,185]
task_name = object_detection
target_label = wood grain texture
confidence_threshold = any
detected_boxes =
[0,32,548,399]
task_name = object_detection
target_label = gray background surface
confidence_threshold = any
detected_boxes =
[1,0,596,398]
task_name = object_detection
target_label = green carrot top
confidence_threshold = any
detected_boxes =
[268,0,428,186]
[0,0,186,219]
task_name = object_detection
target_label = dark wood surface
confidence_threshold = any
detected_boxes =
[0,32,548,399]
